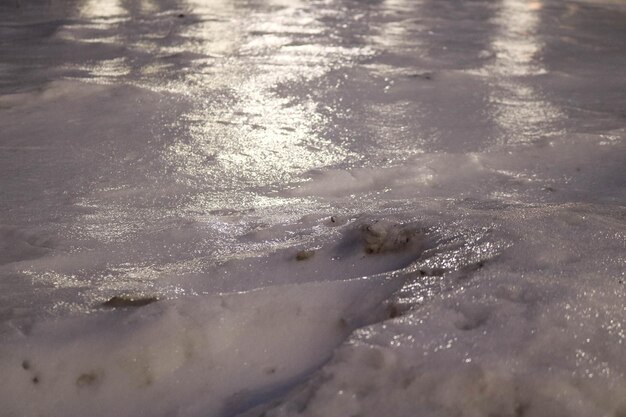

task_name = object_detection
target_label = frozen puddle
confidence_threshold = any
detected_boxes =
[0,275,404,417]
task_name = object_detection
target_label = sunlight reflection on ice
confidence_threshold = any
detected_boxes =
[482,0,564,144]
[163,2,362,203]
[80,0,126,18]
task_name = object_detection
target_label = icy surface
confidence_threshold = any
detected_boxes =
[0,0,625,416]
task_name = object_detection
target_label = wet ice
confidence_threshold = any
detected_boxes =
[0,0,625,416]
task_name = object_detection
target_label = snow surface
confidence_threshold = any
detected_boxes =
[0,0,625,416]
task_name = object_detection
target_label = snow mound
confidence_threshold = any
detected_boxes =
[0,276,403,417]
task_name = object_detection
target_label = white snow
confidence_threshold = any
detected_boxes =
[0,0,625,416]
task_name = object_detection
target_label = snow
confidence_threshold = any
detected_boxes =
[0,0,625,416]
[0,276,403,417]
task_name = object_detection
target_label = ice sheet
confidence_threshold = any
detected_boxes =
[1,0,625,415]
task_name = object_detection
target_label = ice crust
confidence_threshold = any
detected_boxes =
[255,204,626,417]
[1,0,625,416]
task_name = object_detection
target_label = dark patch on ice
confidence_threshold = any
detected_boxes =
[21,359,41,385]
[385,302,407,319]
[295,250,314,261]
[76,370,102,388]
[101,296,158,309]
[418,267,446,277]
[386,303,400,319]
[338,317,348,329]
[515,401,530,417]
[407,71,435,80]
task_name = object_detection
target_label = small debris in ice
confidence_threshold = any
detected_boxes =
[295,250,315,261]
[101,296,158,308]
[418,268,446,277]
[407,72,434,80]
[76,371,102,387]
[386,303,401,319]
[327,215,346,226]
[338,317,348,329]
